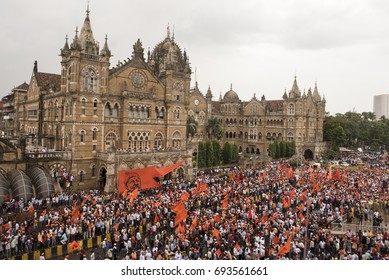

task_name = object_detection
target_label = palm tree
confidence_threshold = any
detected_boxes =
[206,117,223,140]
[186,115,198,139]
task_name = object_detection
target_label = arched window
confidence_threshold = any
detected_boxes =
[82,68,97,92]
[104,103,111,117]
[81,98,86,115]
[80,130,85,143]
[92,128,97,141]
[287,132,294,142]
[93,99,97,115]
[154,132,163,150]
[79,171,85,183]
[91,165,96,177]
[105,132,117,150]
[172,131,181,150]
[112,103,119,117]
[288,104,295,115]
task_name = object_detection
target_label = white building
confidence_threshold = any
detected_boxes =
[373,94,389,119]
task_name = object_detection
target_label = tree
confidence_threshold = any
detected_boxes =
[231,143,239,163]
[205,141,214,167]
[186,115,198,139]
[222,142,232,164]
[206,117,223,140]
[198,142,206,168]
[212,140,221,166]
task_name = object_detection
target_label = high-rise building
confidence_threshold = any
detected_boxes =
[373,94,389,119]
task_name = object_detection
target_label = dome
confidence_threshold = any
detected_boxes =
[223,85,240,102]
[148,27,189,75]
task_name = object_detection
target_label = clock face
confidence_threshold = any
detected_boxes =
[194,99,199,106]
[129,70,147,88]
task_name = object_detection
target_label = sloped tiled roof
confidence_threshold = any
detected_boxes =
[14,82,29,91]
[266,100,284,112]
[211,101,221,113]
[36,72,61,92]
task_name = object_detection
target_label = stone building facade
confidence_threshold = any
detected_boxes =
[4,8,326,192]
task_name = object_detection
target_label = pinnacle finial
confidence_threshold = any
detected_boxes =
[86,0,90,16]
[167,23,170,39]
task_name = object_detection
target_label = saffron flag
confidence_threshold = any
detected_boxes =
[333,169,340,181]
[212,228,221,240]
[173,202,188,226]
[193,183,207,197]
[118,160,185,194]
[221,196,229,209]
[68,240,81,252]
[190,215,198,231]
[277,234,292,257]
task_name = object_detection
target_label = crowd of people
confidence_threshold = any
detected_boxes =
[0,158,389,260]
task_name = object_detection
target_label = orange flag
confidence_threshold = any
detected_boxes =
[277,234,292,257]
[190,215,198,231]
[261,212,269,225]
[221,196,229,209]
[214,214,221,223]
[113,223,120,230]
[286,167,293,179]
[28,205,35,214]
[212,228,221,240]
[327,165,333,180]
[272,235,280,246]
[289,189,296,200]
[333,169,340,181]
[282,196,290,208]
[173,202,188,226]
[215,248,222,258]
[68,240,81,252]
[0,223,10,232]
[181,191,190,202]
[193,183,207,197]
[71,207,81,223]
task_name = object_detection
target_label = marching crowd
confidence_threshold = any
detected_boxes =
[1,159,389,260]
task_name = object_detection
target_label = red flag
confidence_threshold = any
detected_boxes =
[214,214,221,223]
[28,205,35,214]
[272,235,280,246]
[282,196,290,208]
[333,169,340,181]
[215,248,222,258]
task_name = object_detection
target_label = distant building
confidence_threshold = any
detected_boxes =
[373,94,389,119]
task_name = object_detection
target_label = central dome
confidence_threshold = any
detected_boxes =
[223,85,240,102]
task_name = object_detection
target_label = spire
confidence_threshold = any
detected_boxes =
[100,35,112,58]
[70,27,82,51]
[132,38,144,60]
[86,0,90,17]
[60,35,70,57]
[166,23,171,39]
[172,25,175,41]
[206,85,213,99]
[230,83,233,90]
[219,91,222,102]
[312,81,321,101]
[79,6,99,55]
[33,60,38,74]
[282,88,287,99]
[289,76,301,98]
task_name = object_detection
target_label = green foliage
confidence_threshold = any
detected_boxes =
[212,140,221,166]
[268,141,295,159]
[231,143,239,163]
[222,142,232,164]
[324,111,389,150]
[206,117,223,140]
[186,115,198,138]
[205,140,214,167]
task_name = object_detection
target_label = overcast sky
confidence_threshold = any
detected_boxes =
[1,0,389,115]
